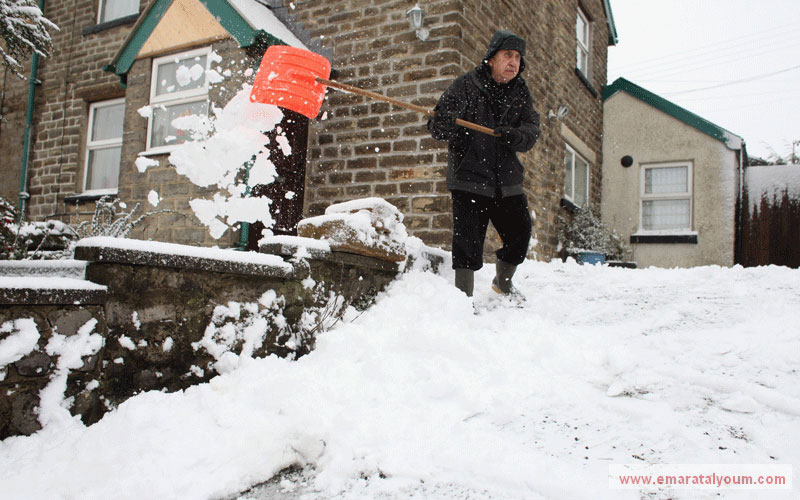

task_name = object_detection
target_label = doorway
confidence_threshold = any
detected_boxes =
[246,108,309,250]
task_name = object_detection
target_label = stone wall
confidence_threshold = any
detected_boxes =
[0,236,441,439]
[0,301,108,437]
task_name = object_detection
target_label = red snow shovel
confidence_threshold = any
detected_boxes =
[250,45,499,137]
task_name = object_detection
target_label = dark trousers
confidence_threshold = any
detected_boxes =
[451,190,532,270]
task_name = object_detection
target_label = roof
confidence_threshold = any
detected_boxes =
[603,0,619,46]
[603,77,744,150]
[104,0,310,83]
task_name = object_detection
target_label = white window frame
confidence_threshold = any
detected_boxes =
[145,47,211,155]
[97,0,139,24]
[83,98,125,195]
[639,162,694,233]
[576,7,591,77]
[564,143,590,207]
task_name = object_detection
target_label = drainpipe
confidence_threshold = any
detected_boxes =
[19,0,46,218]
[734,144,748,265]
[235,158,254,251]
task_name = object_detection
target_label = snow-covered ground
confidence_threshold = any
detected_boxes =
[1,260,798,500]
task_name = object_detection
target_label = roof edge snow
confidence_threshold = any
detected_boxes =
[104,0,317,83]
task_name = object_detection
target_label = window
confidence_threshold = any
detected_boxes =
[564,144,589,207]
[640,163,693,231]
[84,98,125,193]
[98,0,139,24]
[576,7,590,77]
[146,47,211,153]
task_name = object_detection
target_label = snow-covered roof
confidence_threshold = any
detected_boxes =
[228,0,307,49]
[105,0,314,82]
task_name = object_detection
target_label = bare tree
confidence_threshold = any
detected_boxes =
[0,0,58,79]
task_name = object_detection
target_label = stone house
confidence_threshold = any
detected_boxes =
[601,77,746,268]
[1,0,618,260]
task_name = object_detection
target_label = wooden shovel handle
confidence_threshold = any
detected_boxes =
[316,77,500,137]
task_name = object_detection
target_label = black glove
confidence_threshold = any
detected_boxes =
[494,126,522,147]
[432,107,458,134]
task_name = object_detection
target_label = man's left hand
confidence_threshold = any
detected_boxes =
[494,126,521,146]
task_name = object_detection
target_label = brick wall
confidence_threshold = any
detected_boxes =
[0,65,27,203]
[290,0,610,259]
[8,1,145,220]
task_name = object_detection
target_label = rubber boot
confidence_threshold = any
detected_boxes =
[454,268,474,297]
[492,260,526,304]
[492,260,517,294]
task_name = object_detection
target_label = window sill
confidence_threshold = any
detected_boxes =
[82,14,139,36]
[630,232,698,244]
[139,147,177,157]
[574,68,599,98]
[560,197,583,214]
[64,192,117,204]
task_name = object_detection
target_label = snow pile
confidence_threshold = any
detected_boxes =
[229,0,309,50]
[1,262,799,500]
[323,198,408,244]
[4,219,71,239]
[194,284,354,373]
[298,198,409,261]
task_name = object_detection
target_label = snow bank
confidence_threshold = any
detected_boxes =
[1,262,799,500]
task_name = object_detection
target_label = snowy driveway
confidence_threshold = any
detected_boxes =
[2,261,798,500]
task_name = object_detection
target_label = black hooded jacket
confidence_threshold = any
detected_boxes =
[428,33,541,198]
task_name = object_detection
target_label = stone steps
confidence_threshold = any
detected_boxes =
[0,260,87,279]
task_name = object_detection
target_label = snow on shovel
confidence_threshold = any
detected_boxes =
[250,45,500,137]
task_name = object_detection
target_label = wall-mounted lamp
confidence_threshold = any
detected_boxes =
[547,105,570,120]
[407,5,429,41]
